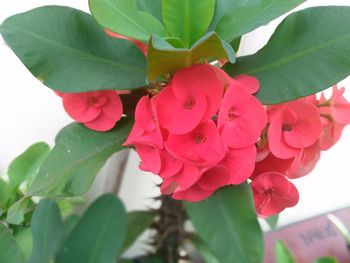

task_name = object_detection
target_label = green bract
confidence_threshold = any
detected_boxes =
[148,32,235,82]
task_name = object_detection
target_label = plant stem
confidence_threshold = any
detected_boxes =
[153,195,187,263]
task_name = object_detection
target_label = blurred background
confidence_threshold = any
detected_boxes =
[1,0,350,230]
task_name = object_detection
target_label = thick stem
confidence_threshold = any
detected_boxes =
[153,195,187,263]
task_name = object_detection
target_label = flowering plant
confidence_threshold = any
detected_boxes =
[1,0,350,262]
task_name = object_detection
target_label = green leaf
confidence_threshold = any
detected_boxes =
[275,241,294,263]
[208,0,260,31]
[6,198,31,225]
[162,0,215,47]
[0,6,147,93]
[265,214,279,230]
[29,199,63,263]
[314,257,338,263]
[122,211,155,252]
[224,6,350,104]
[56,194,127,263]
[136,0,162,22]
[0,224,23,263]
[185,184,263,263]
[89,0,167,42]
[190,234,219,263]
[216,0,305,42]
[27,118,133,197]
[148,32,235,82]
[14,227,33,263]
[62,215,80,242]
[230,37,241,53]
[0,178,10,208]
[7,142,50,194]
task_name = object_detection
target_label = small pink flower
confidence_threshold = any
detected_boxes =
[251,172,299,217]
[319,85,350,125]
[154,64,223,135]
[165,120,225,166]
[268,101,322,159]
[62,90,123,132]
[218,84,266,149]
[317,86,350,150]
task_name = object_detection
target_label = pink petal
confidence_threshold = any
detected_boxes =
[283,101,322,148]
[63,93,102,122]
[172,185,214,202]
[268,108,300,159]
[221,146,256,184]
[135,144,161,174]
[159,150,183,179]
[286,142,320,179]
[172,64,223,120]
[235,75,260,94]
[154,86,207,135]
[84,92,123,131]
[218,85,267,149]
[197,165,230,191]
[171,163,201,190]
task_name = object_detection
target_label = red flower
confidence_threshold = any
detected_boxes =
[251,172,299,217]
[61,90,123,131]
[218,84,266,149]
[154,64,223,135]
[165,120,225,166]
[268,101,322,159]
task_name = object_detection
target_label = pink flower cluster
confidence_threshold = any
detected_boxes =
[124,64,267,202]
[251,85,350,216]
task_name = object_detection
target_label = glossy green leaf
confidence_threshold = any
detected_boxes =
[0,6,147,93]
[148,32,235,81]
[29,199,63,263]
[314,257,338,263]
[162,0,215,47]
[27,118,133,197]
[208,0,260,31]
[0,224,23,263]
[89,0,167,42]
[6,198,31,225]
[14,227,33,262]
[56,194,127,263]
[122,211,155,252]
[190,234,219,263]
[185,184,263,263]
[62,215,80,242]
[7,142,50,194]
[275,241,294,263]
[216,0,305,42]
[224,6,350,104]
[136,0,162,22]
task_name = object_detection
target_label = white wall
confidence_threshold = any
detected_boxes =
[1,0,350,227]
